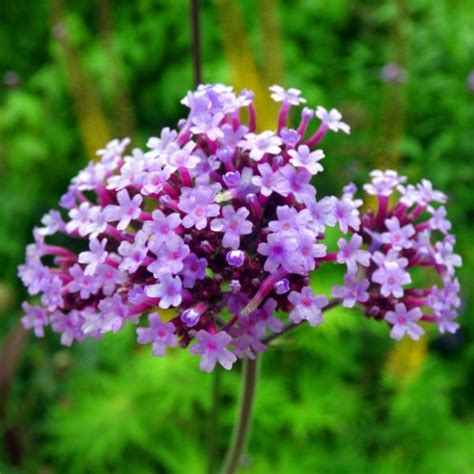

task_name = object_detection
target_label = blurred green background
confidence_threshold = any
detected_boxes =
[0,0,473,473]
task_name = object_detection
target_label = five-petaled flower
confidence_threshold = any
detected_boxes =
[384,303,425,341]
[190,330,237,372]
[104,189,143,230]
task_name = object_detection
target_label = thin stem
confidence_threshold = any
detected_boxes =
[221,357,259,474]
[220,300,341,473]
[190,0,202,87]
[207,366,221,474]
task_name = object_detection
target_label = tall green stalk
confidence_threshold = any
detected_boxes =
[221,357,259,474]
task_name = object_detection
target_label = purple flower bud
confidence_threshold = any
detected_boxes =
[272,155,284,168]
[301,107,314,120]
[128,285,147,304]
[246,194,262,219]
[226,250,245,268]
[223,171,241,188]
[274,278,290,295]
[200,240,214,254]
[342,182,357,196]
[280,128,300,147]
[181,308,201,327]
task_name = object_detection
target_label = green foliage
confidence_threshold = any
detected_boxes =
[0,0,473,473]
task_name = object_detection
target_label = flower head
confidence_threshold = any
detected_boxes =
[18,84,462,372]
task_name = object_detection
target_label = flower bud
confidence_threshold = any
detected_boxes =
[274,278,290,295]
[181,308,201,328]
[226,250,245,268]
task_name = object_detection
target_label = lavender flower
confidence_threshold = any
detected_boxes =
[385,304,424,341]
[288,287,328,327]
[118,230,148,273]
[66,202,93,236]
[146,273,183,309]
[21,303,49,337]
[67,264,101,299]
[51,310,85,346]
[287,145,325,175]
[98,294,134,333]
[380,217,415,250]
[329,169,463,337]
[181,308,201,328]
[363,170,405,196]
[274,278,290,295]
[273,164,315,203]
[251,163,279,197]
[137,313,178,357]
[372,254,411,298]
[18,84,462,372]
[315,106,350,134]
[210,206,253,249]
[104,189,143,230]
[334,195,361,233]
[332,274,370,308]
[467,70,474,92]
[143,210,182,249]
[78,238,108,275]
[269,85,306,105]
[178,185,220,230]
[336,234,371,273]
[190,330,237,372]
[429,206,452,234]
[240,131,282,161]
[257,233,299,273]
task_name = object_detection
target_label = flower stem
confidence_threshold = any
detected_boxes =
[190,0,202,87]
[221,357,259,474]
[220,300,340,473]
[207,366,221,474]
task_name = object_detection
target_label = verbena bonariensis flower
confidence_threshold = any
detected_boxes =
[18,84,462,372]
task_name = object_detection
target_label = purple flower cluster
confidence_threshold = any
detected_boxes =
[331,170,462,339]
[18,84,462,372]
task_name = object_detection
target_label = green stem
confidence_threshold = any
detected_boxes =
[221,357,259,474]
[207,366,221,474]
[219,300,340,473]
